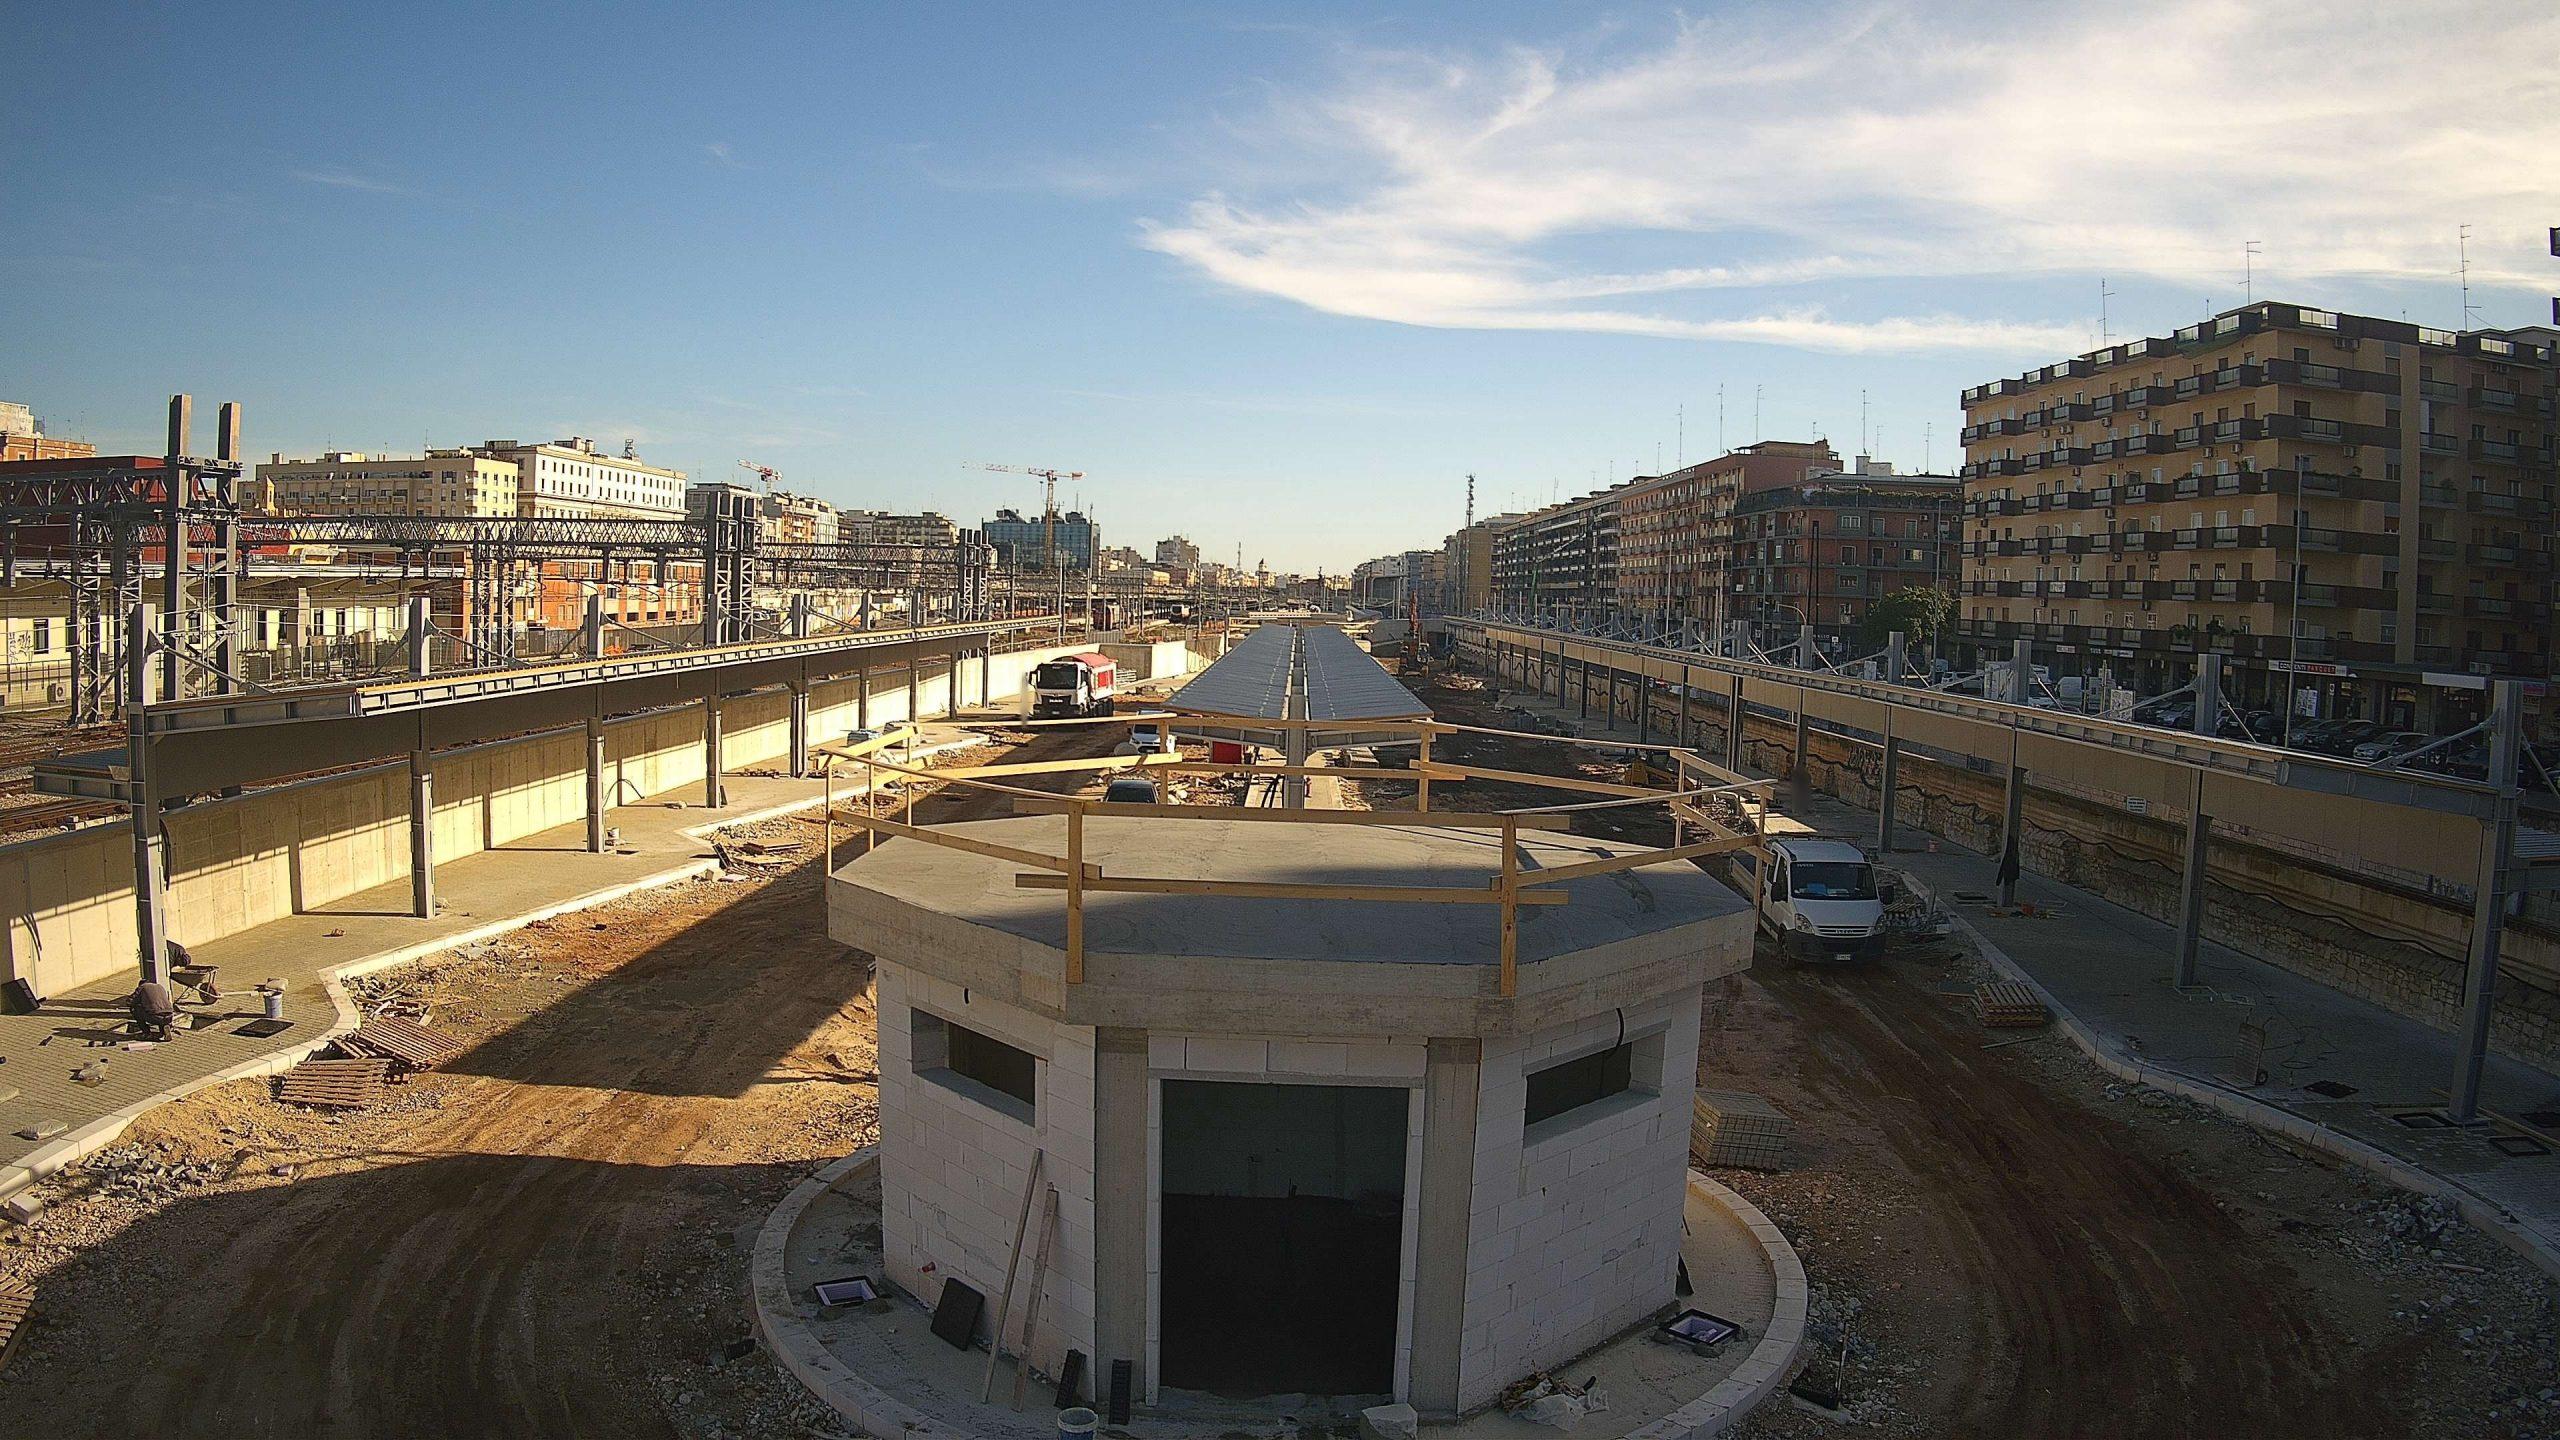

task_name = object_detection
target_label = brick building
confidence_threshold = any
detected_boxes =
[1959,301,2556,725]
[1726,467,1961,648]
[0,402,94,463]
[1616,440,1842,631]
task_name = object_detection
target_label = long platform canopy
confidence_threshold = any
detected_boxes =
[1164,621,1427,750]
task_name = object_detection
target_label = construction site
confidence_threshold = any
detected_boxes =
[0,408,2542,1440]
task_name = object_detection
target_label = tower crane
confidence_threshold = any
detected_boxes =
[968,463,1082,572]
[736,460,780,493]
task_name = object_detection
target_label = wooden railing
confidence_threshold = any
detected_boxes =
[814,713,1769,996]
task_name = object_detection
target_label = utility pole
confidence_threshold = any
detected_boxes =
[2244,240,2261,305]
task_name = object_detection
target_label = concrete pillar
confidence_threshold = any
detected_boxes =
[408,748,435,919]
[2173,767,2211,988]
[2010,638,2034,706]
[1555,643,1567,704]
[1798,622,1817,670]
[703,696,725,808]
[1995,751,2027,907]
[408,594,433,677]
[582,592,603,660]
[1677,664,1693,750]
[2193,652,2222,736]
[125,603,172,988]
[2452,679,2523,1122]
[1576,657,1589,719]
[1791,695,1809,777]
[947,645,964,719]
[906,643,920,727]
[1637,668,1652,744]
[585,715,607,853]
[788,680,810,779]
[1410,1037,1483,1415]
[1884,630,1907,685]
[979,645,991,706]
[856,667,871,731]
[1092,1027,1148,1399]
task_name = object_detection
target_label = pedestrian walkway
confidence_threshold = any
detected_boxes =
[0,746,953,1203]
[1493,689,2560,1273]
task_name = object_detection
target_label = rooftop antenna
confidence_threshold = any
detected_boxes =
[1676,405,1684,468]
[2099,276,2116,346]
[2459,223,2481,331]
[1923,422,1933,474]
[2243,240,2260,305]
[1859,389,1870,455]
[1753,384,1763,442]
[1717,384,1726,455]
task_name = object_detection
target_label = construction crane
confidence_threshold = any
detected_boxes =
[736,460,780,494]
[968,463,1082,572]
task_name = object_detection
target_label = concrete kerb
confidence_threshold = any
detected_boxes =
[1899,869,2560,1284]
[0,743,975,1211]
[746,1157,1808,1439]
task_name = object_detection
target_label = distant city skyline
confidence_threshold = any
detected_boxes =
[6,1,2551,572]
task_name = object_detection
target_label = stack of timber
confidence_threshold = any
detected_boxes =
[338,1015,465,1075]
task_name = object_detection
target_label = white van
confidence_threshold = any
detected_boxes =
[1748,836,1886,961]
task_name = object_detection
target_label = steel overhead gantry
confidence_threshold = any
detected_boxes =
[1450,613,2560,1124]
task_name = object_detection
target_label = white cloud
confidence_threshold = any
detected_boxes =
[291,167,408,195]
[1139,0,2560,354]
[703,141,742,168]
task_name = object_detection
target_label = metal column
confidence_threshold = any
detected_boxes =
[788,680,811,779]
[408,744,435,919]
[856,667,871,731]
[2173,767,2211,988]
[2192,653,2222,736]
[948,645,964,719]
[2010,638,2034,706]
[703,697,726,808]
[159,397,189,702]
[1876,711,1901,854]
[408,595,434,678]
[1725,674,1745,771]
[125,604,172,988]
[1884,630,1907,686]
[2451,679,2523,1122]
[585,715,608,853]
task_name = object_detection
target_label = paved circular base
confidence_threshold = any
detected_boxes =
[749,1153,1806,1440]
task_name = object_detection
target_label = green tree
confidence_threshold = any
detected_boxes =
[1859,586,1957,651]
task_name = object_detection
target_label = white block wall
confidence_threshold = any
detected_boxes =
[877,960,1099,1375]
[1456,988,1702,1408]
[1142,1032,1429,1403]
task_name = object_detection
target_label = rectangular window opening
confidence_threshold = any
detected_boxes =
[912,1009,1037,1122]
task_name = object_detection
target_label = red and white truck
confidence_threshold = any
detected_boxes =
[1030,652,1117,718]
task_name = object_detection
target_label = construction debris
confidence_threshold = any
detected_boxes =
[0,1279,31,1373]
[274,1056,393,1110]
[1973,981,2051,1029]
[338,1015,465,1075]
[1693,1089,1795,1170]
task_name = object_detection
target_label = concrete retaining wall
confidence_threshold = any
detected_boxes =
[1504,649,2560,1069]
[0,640,1150,998]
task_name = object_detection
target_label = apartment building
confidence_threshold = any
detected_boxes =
[1441,514,1521,614]
[760,489,837,545]
[0,402,94,463]
[253,450,522,516]
[1960,301,2557,725]
[1617,440,1842,630]
[840,509,961,551]
[985,508,1097,570]
[1727,468,1961,646]
[480,437,687,519]
[1489,483,1631,614]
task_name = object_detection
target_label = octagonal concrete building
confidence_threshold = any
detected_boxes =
[830,810,1752,1414]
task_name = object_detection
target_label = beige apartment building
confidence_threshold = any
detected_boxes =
[252,449,522,516]
[478,437,687,519]
[1960,301,2556,727]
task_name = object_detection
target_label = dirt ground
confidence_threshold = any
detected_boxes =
[0,719,1124,1440]
[3,670,2554,1439]
[1372,662,2559,1440]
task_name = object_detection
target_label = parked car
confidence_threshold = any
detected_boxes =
[2350,731,2428,763]
[2316,721,2391,756]
[1116,721,1167,755]
[1103,776,1159,804]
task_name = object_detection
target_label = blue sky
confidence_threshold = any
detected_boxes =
[5,1,2552,572]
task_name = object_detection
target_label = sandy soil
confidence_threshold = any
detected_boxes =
[0,719,1121,1440]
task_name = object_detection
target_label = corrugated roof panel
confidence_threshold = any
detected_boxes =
[1167,623,1296,719]
[1303,625,1430,722]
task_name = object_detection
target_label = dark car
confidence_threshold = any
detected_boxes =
[1103,776,1159,804]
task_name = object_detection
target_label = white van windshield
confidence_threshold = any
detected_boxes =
[1790,862,1876,900]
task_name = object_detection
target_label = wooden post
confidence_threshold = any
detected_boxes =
[1066,805,1087,984]
[822,764,835,871]
[1417,727,1434,813]
[1498,815,1519,997]
[981,1149,1049,1401]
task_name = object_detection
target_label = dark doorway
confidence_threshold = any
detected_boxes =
[1158,1079,1409,1398]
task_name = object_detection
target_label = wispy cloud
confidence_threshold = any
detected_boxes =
[703,141,743,168]
[1139,0,2560,354]
[291,167,408,195]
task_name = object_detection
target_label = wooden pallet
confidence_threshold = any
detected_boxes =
[274,1057,392,1110]
[1973,981,2051,1028]
[0,1280,30,1374]
[339,1015,464,1073]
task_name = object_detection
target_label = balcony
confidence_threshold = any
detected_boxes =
[2466,542,2525,567]
[2420,432,2461,455]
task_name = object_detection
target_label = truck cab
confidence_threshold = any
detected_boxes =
[1749,836,1886,961]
